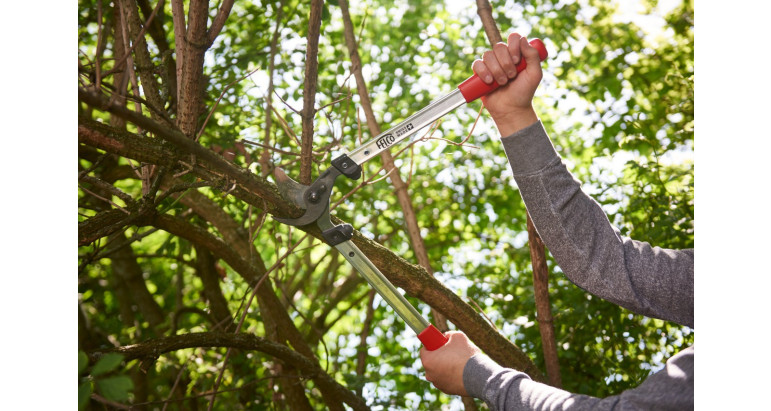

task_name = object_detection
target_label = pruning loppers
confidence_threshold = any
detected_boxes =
[273,39,548,351]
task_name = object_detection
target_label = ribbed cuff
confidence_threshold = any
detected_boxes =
[500,120,560,177]
[462,354,504,399]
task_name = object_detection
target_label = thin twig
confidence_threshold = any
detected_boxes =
[458,103,486,146]
[90,393,132,410]
[78,153,109,180]
[103,0,166,79]
[248,208,269,247]
[154,181,213,205]
[270,104,301,145]
[117,1,145,134]
[467,296,499,332]
[161,358,191,411]
[274,280,332,373]
[207,233,310,410]
[79,184,130,214]
[273,89,301,115]
[330,167,395,212]
[328,119,451,212]
[315,94,353,113]
[196,67,261,142]
[95,0,104,91]
[406,120,441,188]
[220,178,238,198]
[80,175,136,204]
[135,373,304,408]
[260,0,286,176]
[240,139,300,157]
[415,112,481,149]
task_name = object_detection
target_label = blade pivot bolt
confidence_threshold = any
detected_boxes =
[308,184,327,203]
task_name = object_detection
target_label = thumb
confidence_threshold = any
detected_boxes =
[520,37,543,79]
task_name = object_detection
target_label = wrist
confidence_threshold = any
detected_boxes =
[491,107,538,137]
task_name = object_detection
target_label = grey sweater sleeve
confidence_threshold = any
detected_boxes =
[462,120,694,410]
[499,120,693,328]
[464,346,694,410]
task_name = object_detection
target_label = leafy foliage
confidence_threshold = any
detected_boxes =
[78,351,134,409]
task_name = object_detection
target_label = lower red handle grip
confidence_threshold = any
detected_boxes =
[418,324,449,351]
[457,38,548,103]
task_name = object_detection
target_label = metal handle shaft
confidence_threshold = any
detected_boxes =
[334,240,430,334]
[347,90,466,166]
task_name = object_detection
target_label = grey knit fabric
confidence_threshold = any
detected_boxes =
[463,120,693,410]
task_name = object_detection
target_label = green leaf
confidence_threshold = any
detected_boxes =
[96,375,134,402]
[78,351,89,375]
[90,353,124,377]
[78,381,92,411]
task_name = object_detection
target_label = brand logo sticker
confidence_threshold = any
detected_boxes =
[376,134,396,149]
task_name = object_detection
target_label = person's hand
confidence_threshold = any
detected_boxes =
[471,32,544,136]
[420,331,481,396]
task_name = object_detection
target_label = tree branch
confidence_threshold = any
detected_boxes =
[475,0,502,44]
[87,332,369,411]
[528,217,562,387]
[175,0,209,136]
[338,0,449,332]
[195,246,237,332]
[474,0,560,386]
[78,90,297,217]
[117,0,166,120]
[103,0,166,79]
[299,0,324,185]
[164,186,349,410]
[171,0,187,108]
[110,232,167,328]
[207,0,235,47]
[78,94,545,380]
[137,0,172,53]
[260,0,286,177]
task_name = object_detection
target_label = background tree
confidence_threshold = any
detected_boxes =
[75,0,694,409]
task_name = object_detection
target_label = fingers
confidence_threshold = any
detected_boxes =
[420,331,476,396]
[483,48,506,85]
[472,59,494,85]
[507,32,522,66]
[472,32,526,85]
[493,42,518,80]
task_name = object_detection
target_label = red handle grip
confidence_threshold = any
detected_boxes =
[418,324,449,351]
[457,38,548,103]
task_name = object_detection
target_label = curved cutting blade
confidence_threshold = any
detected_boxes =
[272,167,338,226]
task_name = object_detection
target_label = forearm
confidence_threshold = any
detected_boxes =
[463,354,603,410]
[499,120,694,327]
[464,348,694,411]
